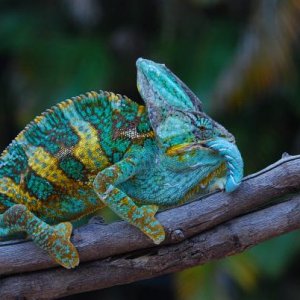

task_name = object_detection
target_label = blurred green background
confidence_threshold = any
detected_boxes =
[0,0,300,299]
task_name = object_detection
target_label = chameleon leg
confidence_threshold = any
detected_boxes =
[93,156,165,244]
[0,204,79,268]
[206,138,243,192]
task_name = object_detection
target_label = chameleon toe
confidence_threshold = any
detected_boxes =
[137,205,165,244]
[47,222,79,268]
[53,222,73,240]
[48,233,80,269]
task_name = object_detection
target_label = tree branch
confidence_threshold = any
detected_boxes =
[1,154,300,299]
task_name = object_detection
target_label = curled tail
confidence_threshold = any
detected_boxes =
[206,138,244,192]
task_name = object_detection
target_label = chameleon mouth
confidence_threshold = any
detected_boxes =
[179,162,227,204]
[165,141,213,156]
[199,162,227,188]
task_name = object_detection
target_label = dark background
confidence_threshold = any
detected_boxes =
[0,0,300,299]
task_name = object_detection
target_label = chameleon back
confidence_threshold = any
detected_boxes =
[0,91,153,224]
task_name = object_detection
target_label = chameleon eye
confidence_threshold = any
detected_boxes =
[198,117,213,130]
[196,118,213,139]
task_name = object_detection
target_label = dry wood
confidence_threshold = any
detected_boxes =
[0,154,300,299]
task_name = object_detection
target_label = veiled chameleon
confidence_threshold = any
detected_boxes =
[0,58,243,268]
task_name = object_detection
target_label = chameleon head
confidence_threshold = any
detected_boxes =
[136,58,243,192]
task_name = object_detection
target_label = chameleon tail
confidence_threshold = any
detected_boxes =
[206,138,244,192]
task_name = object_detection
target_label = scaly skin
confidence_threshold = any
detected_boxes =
[0,59,243,268]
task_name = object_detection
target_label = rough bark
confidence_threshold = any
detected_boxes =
[0,154,300,299]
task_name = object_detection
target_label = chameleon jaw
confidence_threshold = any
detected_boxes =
[165,141,213,156]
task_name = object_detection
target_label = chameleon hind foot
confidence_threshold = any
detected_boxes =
[0,204,79,268]
[43,222,79,269]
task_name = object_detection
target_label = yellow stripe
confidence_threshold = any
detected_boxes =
[26,146,76,188]
[72,122,110,172]
[165,143,191,156]
[0,177,41,211]
[62,104,110,172]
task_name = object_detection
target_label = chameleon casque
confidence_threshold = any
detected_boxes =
[0,58,243,268]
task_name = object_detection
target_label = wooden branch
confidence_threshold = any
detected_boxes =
[0,154,300,299]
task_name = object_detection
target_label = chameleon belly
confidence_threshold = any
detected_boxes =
[0,91,153,224]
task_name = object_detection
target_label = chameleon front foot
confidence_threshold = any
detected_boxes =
[136,205,165,245]
[93,155,166,245]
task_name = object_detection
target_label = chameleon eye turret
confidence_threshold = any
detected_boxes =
[136,58,202,129]
[0,58,243,268]
[136,58,236,144]
[136,58,243,189]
